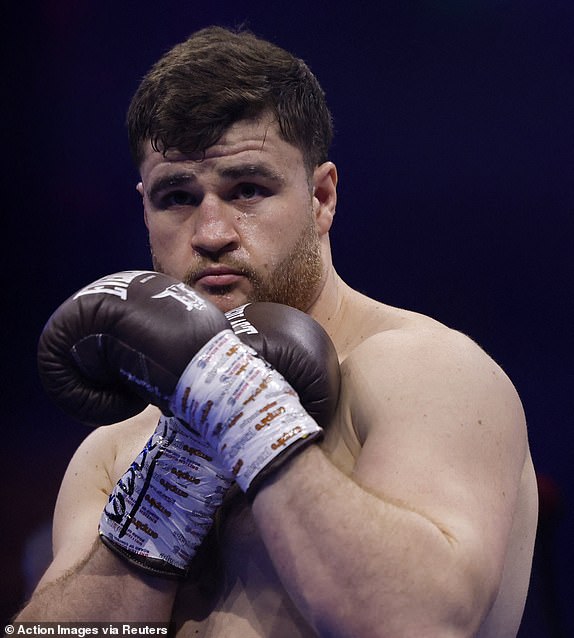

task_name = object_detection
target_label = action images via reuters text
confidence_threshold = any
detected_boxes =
[10,624,170,636]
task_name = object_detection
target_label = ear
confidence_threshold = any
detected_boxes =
[136,181,150,229]
[312,162,338,236]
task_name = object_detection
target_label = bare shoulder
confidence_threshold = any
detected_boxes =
[346,308,508,381]
[342,306,525,447]
[338,297,531,526]
[337,289,519,407]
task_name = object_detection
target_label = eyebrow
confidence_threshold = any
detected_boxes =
[146,163,285,201]
[218,163,285,185]
[146,173,195,201]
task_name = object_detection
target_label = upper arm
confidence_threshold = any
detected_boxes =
[38,406,162,589]
[36,425,117,588]
[342,327,527,590]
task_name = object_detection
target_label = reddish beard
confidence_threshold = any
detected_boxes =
[150,212,323,312]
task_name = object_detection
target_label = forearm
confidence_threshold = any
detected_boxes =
[251,445,486,638]
[15,541,177,622]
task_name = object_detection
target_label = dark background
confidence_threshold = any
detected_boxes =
[2,1,572,635]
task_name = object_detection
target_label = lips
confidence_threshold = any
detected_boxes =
[193,267,245,288]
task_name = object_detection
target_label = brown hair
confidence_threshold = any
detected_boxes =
[127,26,333,174]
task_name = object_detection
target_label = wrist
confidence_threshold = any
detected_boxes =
[250,442,324,499]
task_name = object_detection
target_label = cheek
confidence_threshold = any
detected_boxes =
[241,222,291,268]
[242,201,311,254]
[147,218,190,263]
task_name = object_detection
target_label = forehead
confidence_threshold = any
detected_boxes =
[139,115,306,181]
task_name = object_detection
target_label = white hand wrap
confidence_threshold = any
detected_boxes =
[170,330,323,494]
[99,414,233,577]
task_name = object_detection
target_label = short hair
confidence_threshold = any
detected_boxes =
[127,26,333,174]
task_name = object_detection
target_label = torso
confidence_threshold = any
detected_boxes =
[108,288,538,637]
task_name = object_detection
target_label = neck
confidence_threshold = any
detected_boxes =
[306,266,352,349]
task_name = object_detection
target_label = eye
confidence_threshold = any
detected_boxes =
[161,190,199,207]
[235,183,269,200]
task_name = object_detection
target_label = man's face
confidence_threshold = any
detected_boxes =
[138,115,330,313]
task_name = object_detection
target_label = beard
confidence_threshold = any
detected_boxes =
[150,211,324,313]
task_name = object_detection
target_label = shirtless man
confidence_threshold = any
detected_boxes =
[16,26,538,637]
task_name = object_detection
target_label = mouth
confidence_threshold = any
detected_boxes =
[192,267,246,289]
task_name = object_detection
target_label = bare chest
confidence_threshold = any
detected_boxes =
[111,381,359,636]
[169,420,357,637]
[170,491,315,638]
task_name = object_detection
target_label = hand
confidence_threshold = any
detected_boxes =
[38,270,231,577]
[38,270,230,426]
[38,270,339,439]
[172,302,341,496]
[225,302,340,427]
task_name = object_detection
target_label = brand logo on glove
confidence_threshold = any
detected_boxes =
[271,425,303,450]
[170,467,201,484]
[256,404,286,430]
[145,494,172,518]
[232,458,244,476]
[182,444,214,461]
[225,304,259,335]
[132,517,159,539]
[159,478,188,497]
[74,271,149,300]
[152,283,207,311]
[243,376,271,405]
[104,431,163,526]
[201,400,214,424]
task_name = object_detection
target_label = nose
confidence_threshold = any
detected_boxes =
[191,194,240,260]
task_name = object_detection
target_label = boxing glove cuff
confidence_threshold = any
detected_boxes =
[99,415,233,578]
[171,330,323,495]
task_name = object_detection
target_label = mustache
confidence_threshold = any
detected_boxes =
[181,258,260,286]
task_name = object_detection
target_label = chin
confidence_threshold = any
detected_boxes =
[198,288,249,313]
